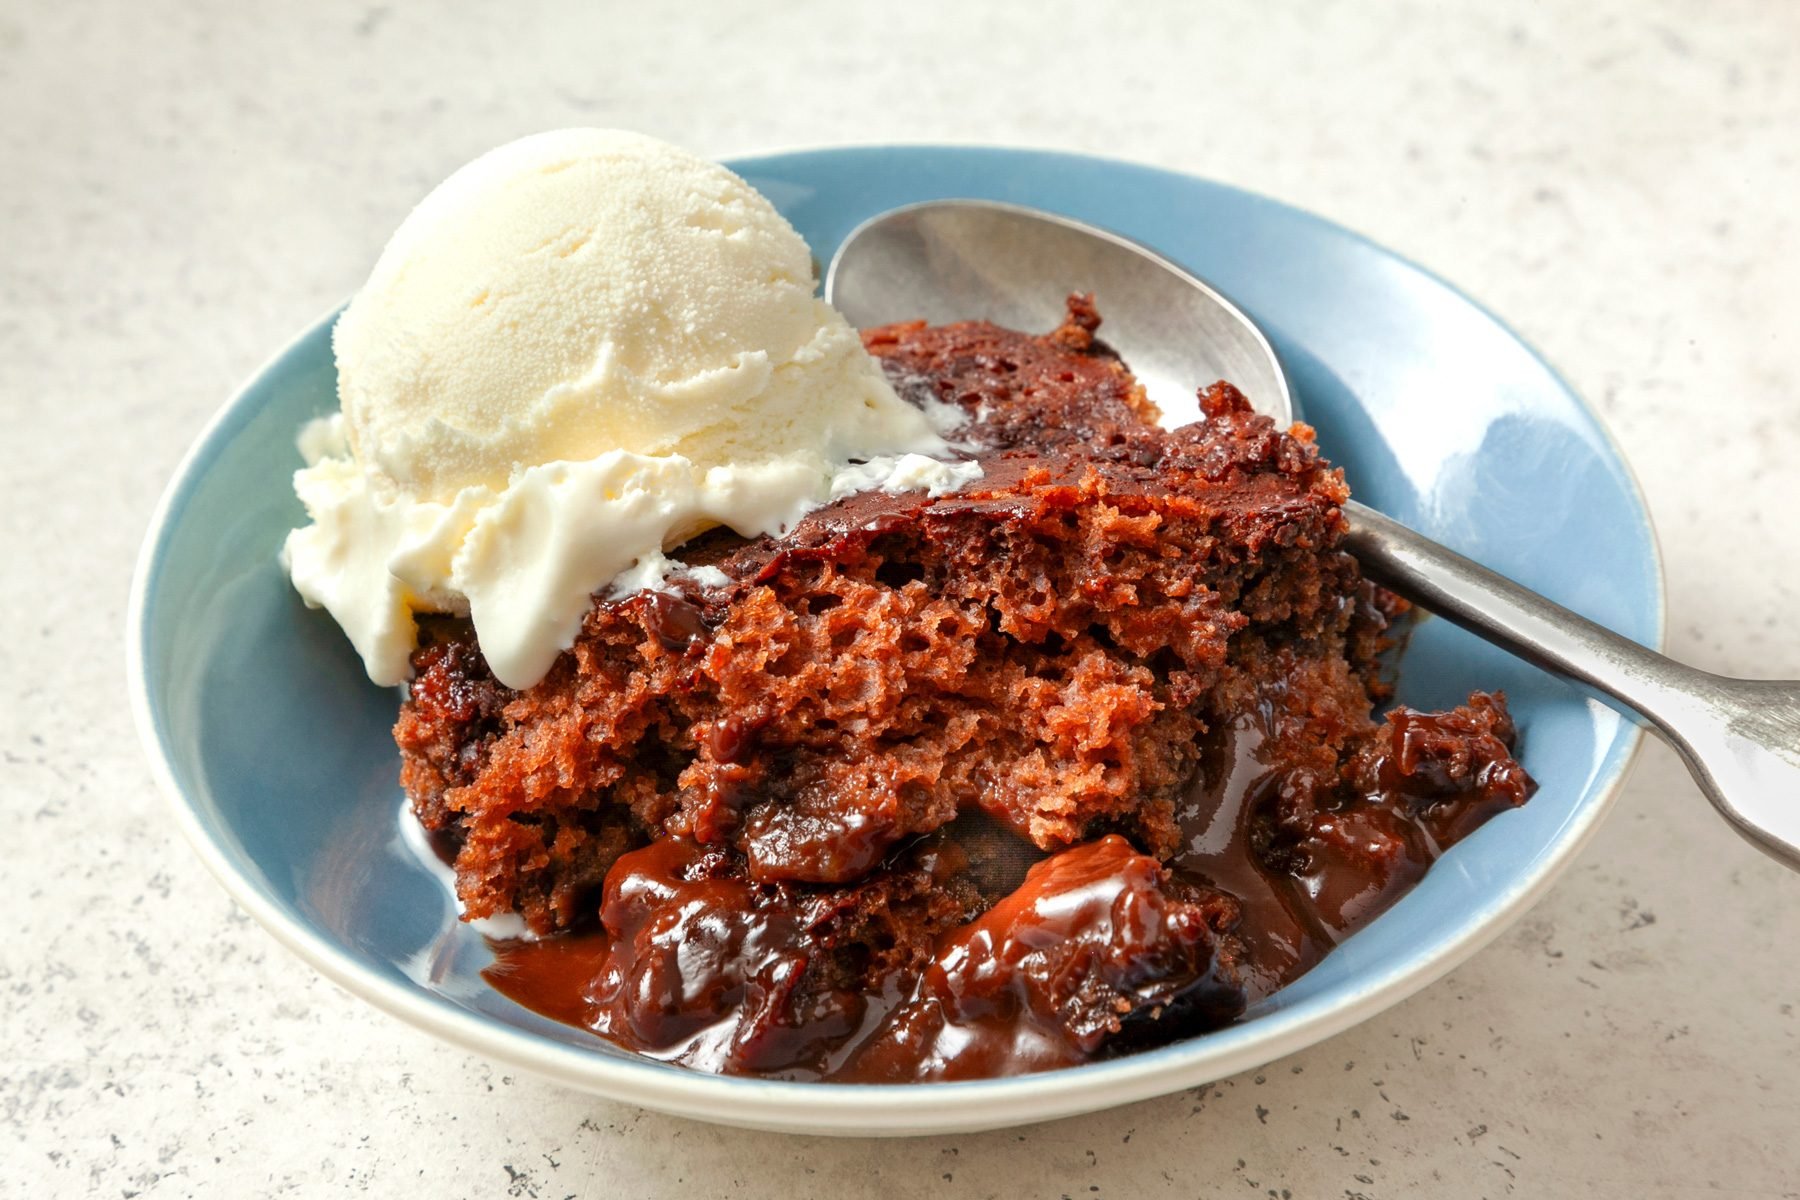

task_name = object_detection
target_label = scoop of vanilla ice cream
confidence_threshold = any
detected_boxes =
[284,129,977,690]
[333,128,932,503]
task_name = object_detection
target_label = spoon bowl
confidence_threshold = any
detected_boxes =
[828,200,1290,429]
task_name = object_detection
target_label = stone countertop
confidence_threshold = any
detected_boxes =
[4,1,1797,1195]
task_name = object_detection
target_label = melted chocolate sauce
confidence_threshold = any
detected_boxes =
[483,931,609,1029]
[483,701,1525,1081]
[643,592,705,652]
[1173,713,1337,1001]
[837,836,1242,1083]
[487,839,882,1079]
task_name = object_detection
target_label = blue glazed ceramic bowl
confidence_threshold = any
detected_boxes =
[128,146,1662,1136]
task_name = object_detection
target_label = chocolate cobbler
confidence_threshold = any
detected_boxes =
[395,297,1534,1082]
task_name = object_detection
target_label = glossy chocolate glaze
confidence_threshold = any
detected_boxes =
[837,836,1244,1082]
[1173,712,1335,1000]
[484,699,1528,1080]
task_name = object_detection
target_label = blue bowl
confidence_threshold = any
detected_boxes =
[128,146,1662,1136]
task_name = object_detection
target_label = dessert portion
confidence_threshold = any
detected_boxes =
[285,131,1536,1084]
[408,302,1533,1080]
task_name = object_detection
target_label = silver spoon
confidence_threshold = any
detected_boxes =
[826,198,1800,871]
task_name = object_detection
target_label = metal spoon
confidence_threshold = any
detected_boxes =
[826,198,1800,871]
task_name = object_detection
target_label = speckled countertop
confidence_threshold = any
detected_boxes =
[5,1,1798,1195]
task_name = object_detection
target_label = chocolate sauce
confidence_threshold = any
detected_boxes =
[1357,703,1534,846]
[488,839,867,1076]
[484,699,1529,1081]
[741,789,900,884]
[591,839,866,1074]
[1173,713,1338,1001]
[1173,696,1532,1003]
[483,931,609,1028]
[642,591,705,652]
[487,835,1240,1083]
[836,836,1242,1083]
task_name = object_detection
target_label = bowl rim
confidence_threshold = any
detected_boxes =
[127,142,1665,1136]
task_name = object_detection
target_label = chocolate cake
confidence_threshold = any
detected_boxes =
[395,296,1534,1081]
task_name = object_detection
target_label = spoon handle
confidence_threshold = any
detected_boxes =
[1343,499,1800,870]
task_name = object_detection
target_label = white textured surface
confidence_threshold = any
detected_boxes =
[5,0,1799,1195]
